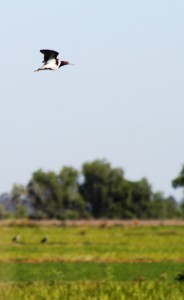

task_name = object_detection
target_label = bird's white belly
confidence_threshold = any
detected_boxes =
[43,63,58,70]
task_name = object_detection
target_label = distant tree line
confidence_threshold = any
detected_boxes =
[0,159,183,220]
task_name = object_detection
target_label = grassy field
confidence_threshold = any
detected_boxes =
[1,223,184,262]
[0,261,184,283]
[1,281,184,300]
[0,221,184,299]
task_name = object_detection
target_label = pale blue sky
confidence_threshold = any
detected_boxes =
[0,1,184,200]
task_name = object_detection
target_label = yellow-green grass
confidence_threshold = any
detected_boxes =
[0,261,184,282]
[0,225,184,262]
[0,281,184,300]
[1,224,184,299]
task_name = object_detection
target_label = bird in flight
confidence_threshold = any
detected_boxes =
[34,49,73,72]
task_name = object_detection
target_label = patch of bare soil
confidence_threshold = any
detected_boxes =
[0,219,184,227]
[1,257,184,264]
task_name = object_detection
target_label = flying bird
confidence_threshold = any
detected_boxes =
[34,49,73,72]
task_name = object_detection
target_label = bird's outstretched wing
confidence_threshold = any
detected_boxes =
[40,49,59,63]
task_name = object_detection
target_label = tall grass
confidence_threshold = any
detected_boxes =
[0,281,184,300]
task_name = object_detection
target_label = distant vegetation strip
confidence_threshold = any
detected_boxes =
[1,158,184,220]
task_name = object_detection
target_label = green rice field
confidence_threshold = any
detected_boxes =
[0,221,184,299]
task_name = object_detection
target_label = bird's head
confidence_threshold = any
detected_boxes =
[59,61,74,68]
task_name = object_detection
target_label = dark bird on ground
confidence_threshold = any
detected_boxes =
[40,236,48,244]
[12,235,20,242]
[34,49,74,72]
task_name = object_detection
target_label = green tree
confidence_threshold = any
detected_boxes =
[11,184,29,218]
[58,167,89,219]
[80,159,154,219]
[27,167,88,219]
[11,184,27,206]
[172,165,184,189]
[150,192,179,219]
[80,159,125,218]
[164,196,180,218]
[179,200,184,218]
[0,204,5,219]
[27,169,62,219]
[123,178,152,219]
